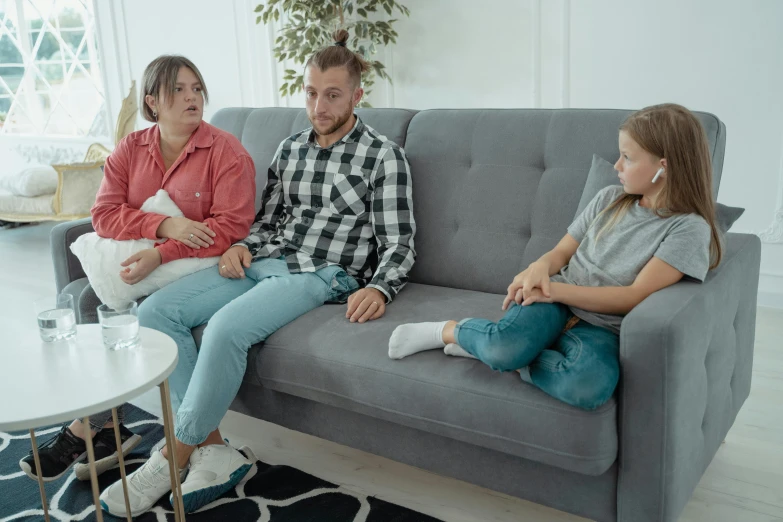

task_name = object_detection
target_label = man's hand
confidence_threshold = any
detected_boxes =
[120,248,162,285]
[219,245,253,279]
[346,287,386,323]
[156,216,215,249]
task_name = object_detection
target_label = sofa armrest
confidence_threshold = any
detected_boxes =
[616,232,761,522]
[51,217,94,294]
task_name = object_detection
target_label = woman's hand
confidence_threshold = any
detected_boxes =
[120,248,162,285]
[156,217,216,249]
[502,261,552,310]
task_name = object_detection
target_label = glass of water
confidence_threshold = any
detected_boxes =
[35,294,77,342]
[97,302,140,350]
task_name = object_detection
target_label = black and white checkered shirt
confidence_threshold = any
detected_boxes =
[237,116,416,302]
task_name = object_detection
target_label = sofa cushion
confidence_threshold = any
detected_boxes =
[240,283,618,476]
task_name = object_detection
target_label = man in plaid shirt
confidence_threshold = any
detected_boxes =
[104,32,416,516]
[226,100,416,314]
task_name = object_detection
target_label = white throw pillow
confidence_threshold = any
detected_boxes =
[70,190,220,309]
[0,165,58,197]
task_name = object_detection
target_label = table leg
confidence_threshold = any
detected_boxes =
[82,416,105,522]
[111,408,132,522]
[160,380,186,521]
[28,429,50,522]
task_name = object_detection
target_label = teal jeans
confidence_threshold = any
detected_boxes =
[138,257,358,445]
[455,303,620,410]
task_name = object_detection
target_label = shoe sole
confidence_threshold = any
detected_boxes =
[177,462,252,513]
[73,433,142,481]
[19,452,86,482]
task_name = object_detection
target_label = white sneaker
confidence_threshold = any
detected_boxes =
[177,443,252,513]
[99,450,185,517]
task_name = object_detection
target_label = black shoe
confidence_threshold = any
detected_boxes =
[74,424,142,481]
[19,426,86,482]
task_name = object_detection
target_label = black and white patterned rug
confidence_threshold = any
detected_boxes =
[0,405,442,521]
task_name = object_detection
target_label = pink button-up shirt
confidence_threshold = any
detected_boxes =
[92,121,256,264]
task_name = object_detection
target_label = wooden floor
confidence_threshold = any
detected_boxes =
[3,221,782,522]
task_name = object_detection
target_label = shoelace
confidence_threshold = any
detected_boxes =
[130,457,169,490]
[34,427,81,455]
[189,446,213,468]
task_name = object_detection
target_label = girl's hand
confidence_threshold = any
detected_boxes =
[521,287,555,307]
[503,262,551,310]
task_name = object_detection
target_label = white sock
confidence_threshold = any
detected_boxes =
[444,343,477,359]
[388,321,448,359]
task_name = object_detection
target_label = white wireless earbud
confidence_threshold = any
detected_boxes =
[652,167,665,184]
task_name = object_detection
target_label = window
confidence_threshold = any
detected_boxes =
[0,0,108,137]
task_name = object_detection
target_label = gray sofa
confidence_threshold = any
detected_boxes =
[51,107,761,522]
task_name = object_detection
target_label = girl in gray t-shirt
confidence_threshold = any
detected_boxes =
[388,103,724,410]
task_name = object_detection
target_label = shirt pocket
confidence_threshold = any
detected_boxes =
[174,189,213,220]
[329,173,369,216]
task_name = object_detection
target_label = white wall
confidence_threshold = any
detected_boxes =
[79,0,783,307]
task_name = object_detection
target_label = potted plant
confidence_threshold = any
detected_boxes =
[255,0,410,107]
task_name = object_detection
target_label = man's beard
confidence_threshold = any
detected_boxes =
[311,107,353,136]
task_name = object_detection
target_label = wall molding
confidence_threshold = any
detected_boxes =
[531,0,541,108]
[233,1,250,107]
[757,130,783,243]
[384,45,395,108]
[758,210,783,243]
[560,0,570,108]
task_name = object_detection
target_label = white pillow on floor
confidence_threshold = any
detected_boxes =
[70,190,220,310]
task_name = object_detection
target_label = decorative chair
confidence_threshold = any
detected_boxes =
[0,82,137,224]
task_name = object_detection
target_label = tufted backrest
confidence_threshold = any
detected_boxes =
[403,109,725,294]
[211,107,726,295]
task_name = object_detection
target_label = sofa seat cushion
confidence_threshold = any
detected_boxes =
[235,283,617,476]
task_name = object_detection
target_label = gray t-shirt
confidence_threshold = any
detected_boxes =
[551,185,711,333]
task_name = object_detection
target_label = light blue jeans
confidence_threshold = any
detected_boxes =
[455,303,620,410]
[138,257,358,445]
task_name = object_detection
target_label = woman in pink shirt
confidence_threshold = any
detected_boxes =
[93,56,256,282]
[19,55,256,485]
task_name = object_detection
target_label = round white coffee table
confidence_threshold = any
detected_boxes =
[0,324,186,522]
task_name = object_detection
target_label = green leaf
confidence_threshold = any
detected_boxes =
[254,4,264,12]
[274,10,280,21]
[357,8,367,17]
